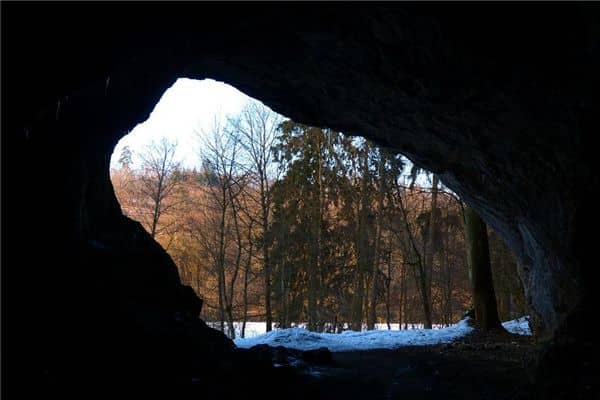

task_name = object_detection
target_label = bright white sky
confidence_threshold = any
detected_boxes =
[110,78,257,170]
[110,77,433,189]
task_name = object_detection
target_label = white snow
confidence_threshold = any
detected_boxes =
[234,318,475,352]
[207,321,450,339]
[206,322,278,339]
[502,316,532,336]
[231,316,533,351]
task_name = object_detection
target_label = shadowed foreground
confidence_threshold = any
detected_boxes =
[266,329,537,400]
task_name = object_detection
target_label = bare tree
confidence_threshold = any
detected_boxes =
[138,138,183,239]
[197,119,248,338]
[393,180,433,329]
[230,101,282,332]
[423,173,439,328]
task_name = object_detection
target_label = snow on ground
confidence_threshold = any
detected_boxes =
[207,321,449,340]
[232,316,532,351]
[234,318,474,351]
[206,322,277,339]
[502,316,532,336]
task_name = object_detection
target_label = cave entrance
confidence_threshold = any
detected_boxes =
[109,78,529,347]
[7,4,596,396]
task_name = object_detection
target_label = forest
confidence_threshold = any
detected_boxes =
[111,101,527,339]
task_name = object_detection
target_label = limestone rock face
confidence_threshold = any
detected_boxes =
[4,3,598,392]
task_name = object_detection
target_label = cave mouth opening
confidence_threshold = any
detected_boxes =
[109,78,529,348]
[6,4,596,396]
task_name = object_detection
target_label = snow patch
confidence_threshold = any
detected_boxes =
[208,321,451,339]
[502,316,532,336]
[234,318,475,352]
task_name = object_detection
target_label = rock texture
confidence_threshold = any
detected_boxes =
[3,3,599,395]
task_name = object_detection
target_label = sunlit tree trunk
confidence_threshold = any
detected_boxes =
[232,101,281,333]
[200,120,246,336]
[217,186,228,333]
[262,187,273,332]
[150,180,162,238]
[241,226,252,338]
[225,187,244,339]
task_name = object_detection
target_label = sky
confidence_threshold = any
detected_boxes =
[109,77,433,189]
[110,78,257,170]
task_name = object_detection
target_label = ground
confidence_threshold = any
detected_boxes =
[95,320,537,399]
[220,319,537,400]
[281,328,536,400]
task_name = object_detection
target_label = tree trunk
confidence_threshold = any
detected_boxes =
[353,144,371,331]
[368,222,382,329]
[308,134,325,332]
[150,178,164,238]
[241,238,251,338]
[368,152,386,330]
[423,174,439,327]
[396,182,433,329]
[308,251,319,331]
[440,226,453,326]
[217,187,228,333]
[279,261,288,328]
[464,206,503,331]
[149,159,165,238]
[399,262,405,329]
[262,201,272,332]
[226,188,244,340]
[418,271,433,329]
[364,282,370,328]
[386,247,392,330]
[217,270,226,333]
[351,276,364,331]
[277,219,290,329]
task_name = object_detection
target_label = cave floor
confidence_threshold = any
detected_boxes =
[282,329,537,400]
